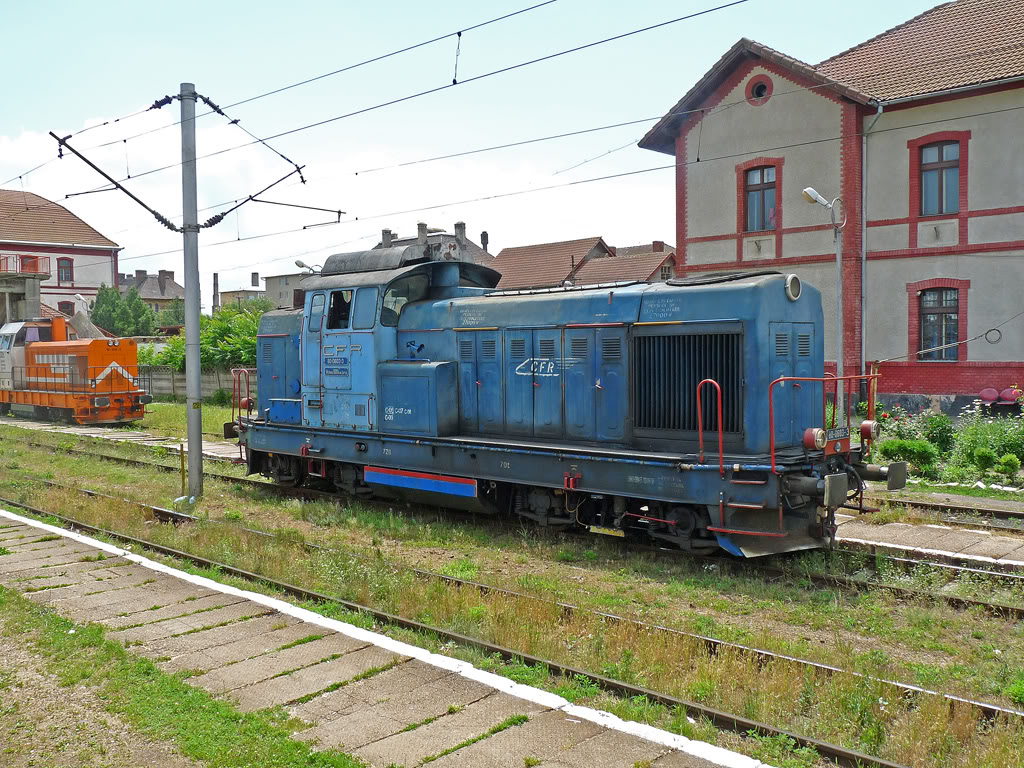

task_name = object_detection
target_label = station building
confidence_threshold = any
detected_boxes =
[639,0,1024,409]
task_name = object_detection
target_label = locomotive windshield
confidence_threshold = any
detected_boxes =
[380,274,429,326]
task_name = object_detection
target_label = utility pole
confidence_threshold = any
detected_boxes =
[180,82,203,498]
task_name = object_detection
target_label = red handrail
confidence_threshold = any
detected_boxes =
[768,373,880,473]
[696,378,724,478]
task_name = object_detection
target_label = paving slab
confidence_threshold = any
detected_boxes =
[159,620,318,674]
[49,581,216,619]
[649,748,728,768]
[24,572,162,605]
[959,536,1024,560]
[3,559,134,587]
[139,613,302,659]
[103,593,247,630]
[349,690,547,766]
[915,529,989,556]
[0,545,98,571]
[837,520,950,550]
[233,645,403,712]
[425,709,609,768]
[190,633,368,694]
[0,531,65,547]
[108,601,273,644]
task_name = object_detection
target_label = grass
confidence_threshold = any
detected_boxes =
[135,401,236,440]
[0,585,362,767]
[6,427,1024,764]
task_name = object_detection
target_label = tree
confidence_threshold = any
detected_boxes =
[88,283,155,336]
[157,298,185,326]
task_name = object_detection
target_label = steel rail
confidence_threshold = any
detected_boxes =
[863,494,1024,522]
[0,492,910,768]
[13,479,1024,729]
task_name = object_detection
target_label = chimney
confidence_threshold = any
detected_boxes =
[213,273,220,311]
[653,240,665,253]
[135,269,147,286]
[382,228,393,248]
[454,221,466,244]
[158,269,173,294]
[417,222,428,245]
[480,231,489,253]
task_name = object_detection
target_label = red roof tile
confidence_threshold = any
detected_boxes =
[492,237,609,289]
[0,189,118,248]
[817,0,1024,102]
[572,252,675,285]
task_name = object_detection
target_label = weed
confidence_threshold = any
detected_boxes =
[524,758,541,767]
[1005,671,1024,706]
[439,558,478,581]
[0,547,9,556]
[553,673,601,703]
[224,510,244,522]
[275,634,325,652]
[747,732,819,768]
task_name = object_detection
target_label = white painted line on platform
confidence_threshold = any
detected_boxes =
[0,507,773,768]
[838,534,1024,569]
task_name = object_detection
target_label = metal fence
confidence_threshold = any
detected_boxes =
[12,364,151,395]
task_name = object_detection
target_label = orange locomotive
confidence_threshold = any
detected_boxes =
[0,316,151,424]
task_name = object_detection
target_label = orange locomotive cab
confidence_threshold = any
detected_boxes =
[0,317,151,424]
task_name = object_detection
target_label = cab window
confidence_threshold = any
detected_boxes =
[352,287,378,330]
[326,290,352,330]
[380,275,429,327]
[0,335,10,351]
[309,293,326,330]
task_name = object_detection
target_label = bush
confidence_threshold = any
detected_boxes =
[947,401,1024,471]
[878,439,939,470]
[207,388,232,406]
[997,453,1021,483]
[922,412,954,453]
[973,446,997,472]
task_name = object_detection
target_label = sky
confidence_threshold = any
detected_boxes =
[1,0,938,307]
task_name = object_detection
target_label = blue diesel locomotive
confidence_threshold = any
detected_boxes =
[233,241,905,557]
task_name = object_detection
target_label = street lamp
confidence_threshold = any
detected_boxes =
[802,186,847,410]
[294,260,321,273]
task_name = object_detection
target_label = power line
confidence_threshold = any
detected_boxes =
[90,0,562,151]
[73,99,1024,277]
[70,0,751,191]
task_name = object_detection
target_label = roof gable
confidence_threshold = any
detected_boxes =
[638,38,868,155]
[572,251,674,285]
[0,190,118,248]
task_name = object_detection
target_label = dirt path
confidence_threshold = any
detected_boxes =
[0,632,201,768]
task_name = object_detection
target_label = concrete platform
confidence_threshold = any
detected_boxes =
[0,506,771,768]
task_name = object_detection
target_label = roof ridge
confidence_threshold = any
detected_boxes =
[816,0,959,68]
[0,188,119,248]
[497,236,602,253]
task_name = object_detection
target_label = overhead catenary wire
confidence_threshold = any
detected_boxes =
[57,99,1024,275]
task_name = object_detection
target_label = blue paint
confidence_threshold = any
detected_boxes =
[364,467,477,497]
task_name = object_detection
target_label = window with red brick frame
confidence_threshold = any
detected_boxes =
[906,131,970,248]
[56,257,73,283]
[906,277,969,362]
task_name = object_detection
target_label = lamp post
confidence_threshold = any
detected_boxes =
[802,186,847,411]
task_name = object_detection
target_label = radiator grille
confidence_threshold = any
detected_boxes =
[510,338,527,358]
[797,333,811,356]
[631,332,743,433]
[602,336,622,360]
[481,339,497,358]
[570,337,588,358]
[261,342,272,364]
[459,339,473,360]
[538,338,555,358]
[774,332,789,358]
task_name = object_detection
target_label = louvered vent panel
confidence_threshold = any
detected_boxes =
[459,339,473,360]
[602,336,622,360]
[631,333,743,433]
[481,339,497,358]
[774,332,790,358]
[510,338,527,358]
[539,338,555,358]
[797,334,811,356]
[261,342,272,364]
[570,337,588,358]
[354,404,365,416]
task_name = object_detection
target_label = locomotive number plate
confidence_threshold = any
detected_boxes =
[825,427,850,441]
[589,525,625,538]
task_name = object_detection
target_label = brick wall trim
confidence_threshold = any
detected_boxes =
[734,156,784,260]
[744,74,774,106]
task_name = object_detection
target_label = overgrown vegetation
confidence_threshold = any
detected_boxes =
[90,284,155,336]
[137,297,273,371]
[873,398,1024,489]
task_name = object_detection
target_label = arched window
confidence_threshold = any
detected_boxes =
[744,166,776,231]
[57,257,74,283]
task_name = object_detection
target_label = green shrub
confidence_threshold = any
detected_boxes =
[921,412,954,453]
[207,388,232,406]
[997,453,1021,483]
[973,446,997,472]
[947,402,1024,474]
[877,439,939,470]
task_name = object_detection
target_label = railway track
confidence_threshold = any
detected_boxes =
[9,478,1024,726]
[22,439,1024,615]
[0,490,942,768]
[863,494,1024,523]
